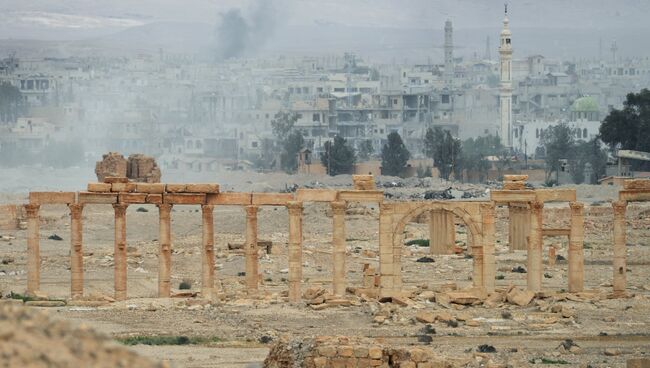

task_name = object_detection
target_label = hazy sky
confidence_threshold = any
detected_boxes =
[1,0,648,31]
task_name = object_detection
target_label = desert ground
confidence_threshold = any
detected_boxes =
[0,173,649,367]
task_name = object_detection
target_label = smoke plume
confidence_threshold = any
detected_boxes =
[214,0,277,61]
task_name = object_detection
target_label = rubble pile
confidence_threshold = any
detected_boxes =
[264,336,455,368]
[0,301,165,368]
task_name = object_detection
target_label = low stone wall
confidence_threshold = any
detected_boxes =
[264,336,453,368]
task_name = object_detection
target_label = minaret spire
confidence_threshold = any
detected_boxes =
[499,2,513,149]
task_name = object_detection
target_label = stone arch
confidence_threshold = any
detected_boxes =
[391,203,481,250]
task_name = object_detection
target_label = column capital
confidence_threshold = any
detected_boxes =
[112,203,128,216]
[331,200,346,215]
[530,200,544,212]
[286,201,303,215]
[569,201,584,214]
[480,201,496,214]
[612,200,627,216]
[245,205,258,218]
[68,203,84,220]
[24,204,40,218]
[201,204,214,212]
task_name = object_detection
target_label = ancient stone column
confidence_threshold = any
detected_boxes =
[612,200,627,296]
[245,205,259,291]
[568,202,584,292]
[25,204,40,295]
[113,203,128,301]
[527,200,544,292]
[68,204,84,299]
[378,203,396,298]
[481,202,496,292]
[429,209,454,254]
[201,204,215,298]
[157,204,172,297]
[287,201,303,302]
[509,203,531,251]
[331,201,347,296]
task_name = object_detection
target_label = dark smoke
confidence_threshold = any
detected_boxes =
[214,1,277,61]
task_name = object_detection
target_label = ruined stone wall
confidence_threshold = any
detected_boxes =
[0,204,22,230]
[264,336,453,368]
[95,152,161,183]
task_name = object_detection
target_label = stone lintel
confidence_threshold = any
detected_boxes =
[164,193,206,205]
[337,190,384,203]
[295,189,338,202]
[78,192,118,204]
[619,190,650,202]
[118,193,148,204]
[29,192,76,205]
[206,192,252,205]
[184,183,220,193]
[490,190,536,203]
[146,194,163,204]
[535,188,576,203]
[252,193,294,206]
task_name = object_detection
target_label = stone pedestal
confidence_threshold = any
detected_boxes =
[612,200,627,296]
[481,203,496,292]
[508,203,531,251]
[201,205,215,298]
[245,205,259,291]
[331,201,347,296]
[113,203,128,301]
[527,200,544,292]
[68,204,84,298]
[429,209,455,254]
[568,202,584,292]
[25,204,40,295]
[157,204,172,297]
[287,201,303,302]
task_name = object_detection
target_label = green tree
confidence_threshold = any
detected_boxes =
[423,127,461,180]
[541,123,575,184]
[381,131,410,176]
[357,139,374,160]
[599,89,650,170]
[320,136,356,176]
[0,82,25,123]
[570,138,608,184]
[270,111,303,173]
[460,135,503,182]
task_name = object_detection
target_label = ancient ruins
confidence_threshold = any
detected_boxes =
[22,174,647,304]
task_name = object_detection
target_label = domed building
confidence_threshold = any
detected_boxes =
[570,96,600,121]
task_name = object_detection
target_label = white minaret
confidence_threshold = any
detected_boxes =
[499,5,513,148]
[444,19,454,89]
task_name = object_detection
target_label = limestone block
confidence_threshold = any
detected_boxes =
[135,183,165,194]
[87,183,112,192]
[29,192,76,205]
[95,152,127,182]
[535,188,576,202]
[337,190,384,203]
[184,184,220,193]
[165,184,187,193]
[127,153,161,183]
[0,204,19,230]
[146,194,163,204]
[252,193,294,206]
[353,175,376,190]
[490,190,536,203]
[295,189,338,202]
[619,190,650,202]
[506,287,535,306]
[502,182,526,190]
[78,192,118,204]
[118,193,148,204]
[110,182,136,192]
[206,192,252,205]
[623,179,650,190]
[164,193,206,205]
